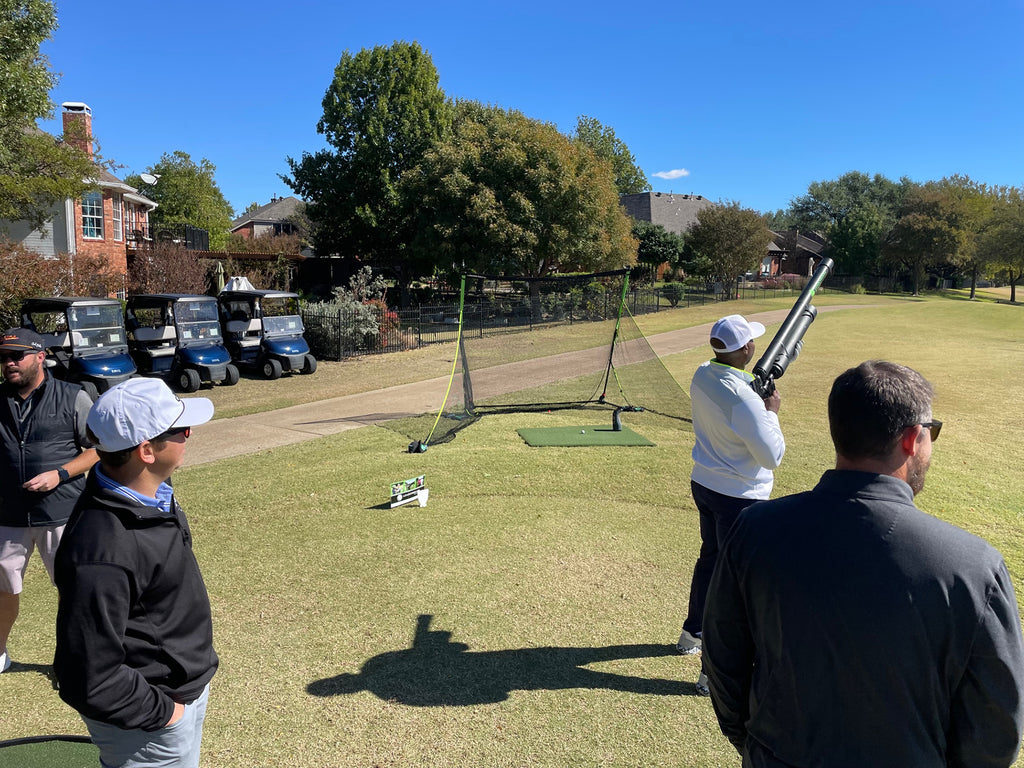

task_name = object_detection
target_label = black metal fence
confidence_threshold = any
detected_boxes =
[300,283,837,362]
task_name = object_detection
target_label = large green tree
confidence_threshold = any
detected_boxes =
[573,116,650,195]
[787,171,904,274]
[882,182,975,295]
[931,175,994,298]
[125,152,234,249]
[402,102,637,279]
[285,41,453,292]
[682,202,772,284]
[632,220,684,281]
[0,0,96,230]
[978,187,1024,303]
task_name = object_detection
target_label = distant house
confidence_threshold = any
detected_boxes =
[764,230,827,277]
[619,191,714,237]
[230,196,304,240]
[0,102,158,282]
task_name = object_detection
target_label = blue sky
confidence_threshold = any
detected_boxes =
[40,0,1024,219]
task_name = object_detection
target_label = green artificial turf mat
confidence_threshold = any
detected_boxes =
[0,737,98,767]
[516,425,654,447]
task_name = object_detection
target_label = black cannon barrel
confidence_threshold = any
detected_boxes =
[751,256,834,397]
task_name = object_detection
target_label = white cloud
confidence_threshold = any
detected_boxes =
[651,169,691,180]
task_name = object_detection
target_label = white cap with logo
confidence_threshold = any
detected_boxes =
[87,378,214,452]
[710,314,766,353]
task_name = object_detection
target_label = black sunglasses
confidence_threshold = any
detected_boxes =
[154,426,191,441]
[0,350,32,363]
[905,420,942,441]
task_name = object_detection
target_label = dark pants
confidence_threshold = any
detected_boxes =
[683,481,758,636]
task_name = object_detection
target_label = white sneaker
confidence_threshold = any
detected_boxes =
[676,628,702,655]
[695,671,710,696]
[0,650,10,673]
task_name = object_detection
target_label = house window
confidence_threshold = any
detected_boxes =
[82,192,104,239]
[112,195,123,241]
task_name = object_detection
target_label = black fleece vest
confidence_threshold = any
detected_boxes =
[0,375,87,526]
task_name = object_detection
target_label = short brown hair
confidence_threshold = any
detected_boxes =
[828,361,933,460]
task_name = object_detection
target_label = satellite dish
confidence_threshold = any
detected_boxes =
[139,173,159,185]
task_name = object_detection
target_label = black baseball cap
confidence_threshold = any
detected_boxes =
[0,328,45,353]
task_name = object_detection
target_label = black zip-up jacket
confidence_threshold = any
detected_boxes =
[0,372,89,526]
[54,470,218,731]
[703,471,1024,768]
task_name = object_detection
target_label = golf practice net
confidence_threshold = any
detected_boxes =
[389,270,691,449]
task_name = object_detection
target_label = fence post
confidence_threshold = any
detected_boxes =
[337,309,343,361]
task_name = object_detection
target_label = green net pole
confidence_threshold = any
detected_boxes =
[423,274,468,446]
[600,272,630,401]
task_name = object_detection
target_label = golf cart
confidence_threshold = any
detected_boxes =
[217,289,316,379]
[20,297,137,400]
[125,294,239,392]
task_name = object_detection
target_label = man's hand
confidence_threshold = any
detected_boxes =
[763,390,781,414]
[23,470,59,492]
[166,701,185,727]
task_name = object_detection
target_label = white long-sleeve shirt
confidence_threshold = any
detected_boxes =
[690,360,786,499]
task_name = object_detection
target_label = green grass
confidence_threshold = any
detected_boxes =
[3,296,1023,767]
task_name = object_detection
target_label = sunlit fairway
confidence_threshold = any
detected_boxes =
[3,295,1023,767]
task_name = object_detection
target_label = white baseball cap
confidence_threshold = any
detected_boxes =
[710,314,766,353]
[87,378,214,452]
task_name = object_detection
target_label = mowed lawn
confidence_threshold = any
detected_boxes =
[3,296,1024,767]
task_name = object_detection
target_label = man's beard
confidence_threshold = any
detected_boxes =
[906,453,931,495]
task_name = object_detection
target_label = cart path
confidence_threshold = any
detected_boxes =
[183,306,865,466]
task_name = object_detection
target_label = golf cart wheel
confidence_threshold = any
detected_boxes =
[178,368,202,393]
[222,363,240,386]
[81,381,100,402]
[262,358,283,380]
[302,354,318,375]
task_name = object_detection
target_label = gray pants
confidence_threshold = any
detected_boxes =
[82,683,210,768]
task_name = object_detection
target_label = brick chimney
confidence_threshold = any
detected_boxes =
[61,102,93,158]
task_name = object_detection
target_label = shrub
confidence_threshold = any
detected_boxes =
[302,267,400,354]
[661,282,685,307]
[128,241,209,295]
[0,239,123,328]
[777,273,808,289]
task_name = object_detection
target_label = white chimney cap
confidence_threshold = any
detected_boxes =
[61,102,92,115]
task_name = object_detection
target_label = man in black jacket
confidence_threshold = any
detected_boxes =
[55,377,217,768]
[0,327,97,673]
[703,360,1024,768]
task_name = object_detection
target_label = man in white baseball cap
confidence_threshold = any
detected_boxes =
[674,314,786,694]
[54,378,217,768]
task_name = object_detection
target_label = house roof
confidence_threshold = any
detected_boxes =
[230,196,303,231]
[619,192,715,236]
[770,230,827,256]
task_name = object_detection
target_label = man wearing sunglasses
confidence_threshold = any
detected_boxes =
[0,328,98,674]
[702,360,1024,767]
[54,378,217,768]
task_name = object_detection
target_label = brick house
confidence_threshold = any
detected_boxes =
[0,102,158,284]
[765,230,827,277]
[229,195,303,240]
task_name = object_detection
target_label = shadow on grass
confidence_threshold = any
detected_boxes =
[308,614,699,704]
[4,659,57,683]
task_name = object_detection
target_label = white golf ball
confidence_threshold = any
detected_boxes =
[581,429,586,434]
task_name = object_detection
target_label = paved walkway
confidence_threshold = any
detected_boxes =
[183,307,852,466]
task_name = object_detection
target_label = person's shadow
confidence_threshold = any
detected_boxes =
[308,614,698,705]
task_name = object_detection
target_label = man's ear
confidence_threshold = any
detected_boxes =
[137,441,158,466]
[899,425,923,457]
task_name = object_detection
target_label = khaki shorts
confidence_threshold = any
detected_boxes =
[0,525,66,593]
